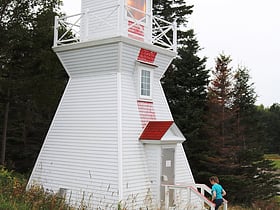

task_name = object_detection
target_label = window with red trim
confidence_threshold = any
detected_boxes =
[127,0,146,20]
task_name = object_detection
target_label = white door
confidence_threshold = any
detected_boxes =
[160,147,175,206]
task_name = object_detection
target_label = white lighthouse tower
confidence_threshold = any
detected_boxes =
[27,0,219,209]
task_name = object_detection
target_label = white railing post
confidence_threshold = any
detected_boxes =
[118,4,123,36]
[172,19,177,51]
[201,188,205,196]
[165,185,169,210]
[146,12,152,43]
[179,188,182,208]
[53,16,58,47]
[185,186,191,205]
[198,186,205,208]
[223,199,228,210]
[85,9,89,41]
[161,184,224,210]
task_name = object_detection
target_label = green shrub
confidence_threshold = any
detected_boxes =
[0,167,73,210]
[0,167,279,210]
[264,154,280,169]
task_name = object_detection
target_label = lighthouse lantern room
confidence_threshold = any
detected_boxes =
[28,0,220,209]
[54,0,176,50]
[80,0,152,42]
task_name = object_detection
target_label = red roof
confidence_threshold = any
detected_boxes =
[139,121,173,140]
[137,48,157,64]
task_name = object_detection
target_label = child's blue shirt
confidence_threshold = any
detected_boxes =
[211,183,223,199]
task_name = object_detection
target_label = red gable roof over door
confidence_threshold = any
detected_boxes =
[139,121,173,140]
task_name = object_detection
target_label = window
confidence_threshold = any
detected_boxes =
[139,66,153,99]
[127,0,146,20]
[141,69,151,96]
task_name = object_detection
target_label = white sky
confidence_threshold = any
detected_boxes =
[61,0,280,107]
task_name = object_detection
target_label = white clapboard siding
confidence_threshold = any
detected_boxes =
[120,41,195,207]
[175,145,203,208]
[81,0,119,11]
[56,43,120,77]
[28,45,121,208]
[152,53,175,120]
[120,43,152,205]
[175,144,195,184]
[29,36,198,208]
[143,144,161,205]
[80,0,120,41]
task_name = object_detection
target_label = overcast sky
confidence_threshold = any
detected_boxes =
[61,0,280,107]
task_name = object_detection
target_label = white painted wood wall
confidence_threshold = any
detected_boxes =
[28,36,197,208]
[27,0,201,208]
[80,0,120,41]
[80,0,152,43]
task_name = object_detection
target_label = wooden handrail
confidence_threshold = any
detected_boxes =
[196,183,228,210]
[163,184,228,210]
[53,5,177,52]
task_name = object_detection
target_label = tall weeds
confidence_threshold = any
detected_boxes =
[0,167,279,209]
[0,167,72,210]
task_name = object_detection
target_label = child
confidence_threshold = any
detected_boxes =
[209,176,226,210]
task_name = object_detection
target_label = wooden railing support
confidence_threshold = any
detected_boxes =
[163,184,227,210]
[53,6,177,52]
[165,185,169,210]
[53,16,58,47]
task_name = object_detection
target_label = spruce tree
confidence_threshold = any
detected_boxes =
[204,54,235,172]
[0,0,66,171]
[204,57,279,205]
[153,0,210,178]
[261,104,280,153]
[232,66,257,151]
[153,0,193,27]
[231,67,279,204]
[162,31,210,177]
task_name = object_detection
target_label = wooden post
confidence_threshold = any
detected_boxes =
[223,199,228,210]
[172,20,177,51]
[165,185,169,210]
[84,9,89,41]
[53,16,58,47]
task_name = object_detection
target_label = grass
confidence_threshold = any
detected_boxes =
[264,154,280,208]
[227,206,251,210]
[0,166,279,209]
[264,153,280,169]
[0,167,73,210]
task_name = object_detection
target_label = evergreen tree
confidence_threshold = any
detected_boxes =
[205,54,235,170]
[0,0,66,171]
[205,57,279,205]
[232,66,279,204]
[261,104,280,153]
[203,54,243,201]
[162,30,210,178]
[153,1,279,205]
[153,0,210,171]
[0,0,34,165]
[153,0,193,28]
[232,66,258,151]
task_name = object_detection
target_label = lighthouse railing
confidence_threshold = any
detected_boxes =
[53,13,84,47]
[163,184,228,210]
[126,4,151,42]
[53,6,177,52]
[152,16,177,51]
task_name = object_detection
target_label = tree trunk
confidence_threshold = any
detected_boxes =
[1,89,10,166]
